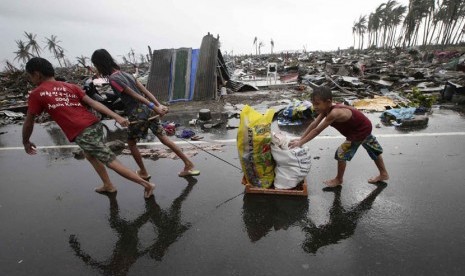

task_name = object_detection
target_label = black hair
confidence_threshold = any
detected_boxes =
[311,86,332,101]
[91,49,120,76]
[25,57,55,77]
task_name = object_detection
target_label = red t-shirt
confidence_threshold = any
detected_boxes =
[330,104,372,141]
[27,80,99,141]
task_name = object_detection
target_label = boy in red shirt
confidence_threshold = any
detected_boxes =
[289,86,389,187]
[22,57,155,198]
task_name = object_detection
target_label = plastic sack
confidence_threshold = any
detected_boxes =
[237,105,275,188]
[277,100,313,126]
[271,132,311,189]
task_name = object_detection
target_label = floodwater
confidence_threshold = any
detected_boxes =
[1,106,465,275]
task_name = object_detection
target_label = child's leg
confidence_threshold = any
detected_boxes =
[157,134,194,172]
[84,152,116,193]
[106,158,156,198]
[324,160,346,187]
[325,140,359,187]
[127,138,150,179]
[368,154,389,183]
[361,135,389,183]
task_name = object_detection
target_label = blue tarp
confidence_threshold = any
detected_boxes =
[189,49,199,101]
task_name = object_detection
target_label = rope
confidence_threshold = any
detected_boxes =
[178,137,243,172]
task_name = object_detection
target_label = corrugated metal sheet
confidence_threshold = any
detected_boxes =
[193,34,219,101]
[146,49,173,102]
[170,48,191,102]
[146,34,230,102]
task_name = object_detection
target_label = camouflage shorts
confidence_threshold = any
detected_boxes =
[127,105,166,140]
[335,134,383,161]
[75,122,116,165]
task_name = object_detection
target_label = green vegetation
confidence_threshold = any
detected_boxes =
[353,0,465,50]
[405,87,437,108]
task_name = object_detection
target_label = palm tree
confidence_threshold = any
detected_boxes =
[402,0,422,47]
[357,15,367,50]
[57,48,68,67]
[450,6,465,44]
[76,55,88,68]
[24,32,41,57]
[139,54,146,64]
[258,41,265,55]
[379,0,397,48]
[13,40,32,65]
[270,38,274,54]
[4,60,19,73]
[253,36,258,55]
[441,0,465,45]
[45,35,64,67]
[352,22,357,49]
[387,4,407,48]
[367,13,376,47]
[374,4,385,47]
[421,0,436,45]
[128,48,136,64]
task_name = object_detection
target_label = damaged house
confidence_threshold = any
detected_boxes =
[146,33,230,103]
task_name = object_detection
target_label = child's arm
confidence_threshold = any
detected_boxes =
[120,86,167,116]
[22,112,38,155]
[301,112,325,138]
[289,111,338,148]
[81,95,129,127]
[135,80,169,113]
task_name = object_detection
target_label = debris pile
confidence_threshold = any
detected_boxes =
[225,47,465,108]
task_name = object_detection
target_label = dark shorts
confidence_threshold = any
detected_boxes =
[74,122,116,166]
[335,134,383,161]
[127,105,166,140]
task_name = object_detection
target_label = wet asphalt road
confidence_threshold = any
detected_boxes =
[1,107,465,275]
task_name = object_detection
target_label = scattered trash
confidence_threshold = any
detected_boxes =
[0,110,24,118]
[176,129,196,139]
[276,100,313,126]
[122,144,225,160]
[380,107,429,128]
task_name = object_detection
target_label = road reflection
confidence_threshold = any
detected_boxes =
[69,176,197,275]
[242,183,387,253]
[242,194,309,242]
[301,183,387,254]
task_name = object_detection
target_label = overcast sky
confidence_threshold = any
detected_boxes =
[1,0,409,67]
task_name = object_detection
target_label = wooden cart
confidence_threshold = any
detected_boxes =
[242,176,308,196]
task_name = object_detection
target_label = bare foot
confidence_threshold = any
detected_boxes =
[95,185,117,194]
[368,174,389,184]
[144,183,155,198]
[324,178,343,187]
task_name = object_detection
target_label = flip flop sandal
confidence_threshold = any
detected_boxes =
[136,170,152,181]
[178,170,200,177]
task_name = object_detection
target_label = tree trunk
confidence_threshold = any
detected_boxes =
[451,18,465,44]
[435,21,444,45]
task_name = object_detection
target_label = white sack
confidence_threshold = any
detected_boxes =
[271,132,311,189]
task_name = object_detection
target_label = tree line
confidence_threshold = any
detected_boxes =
[352,0,465,50]
[9,32,149,71]
[13,32,69,67]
